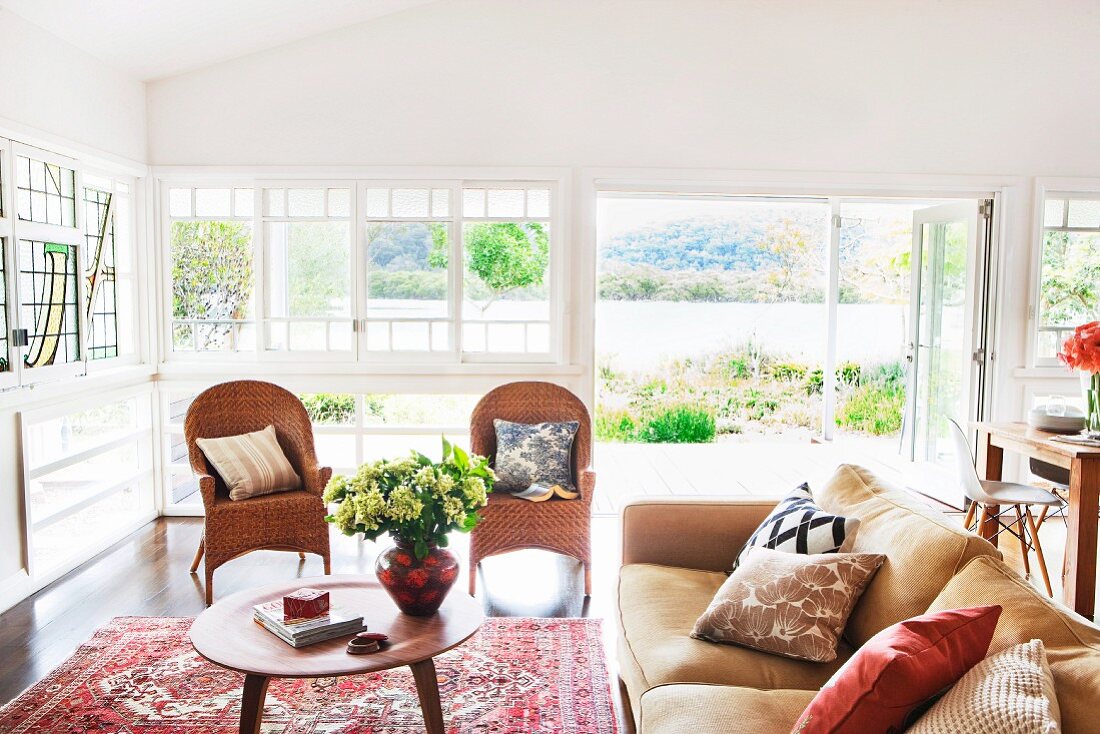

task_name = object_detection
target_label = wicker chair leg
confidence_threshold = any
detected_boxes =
[323,554,332,575]
[189,536,205,574]
[469,563,478,596]
[297,552,306,561]
[583,563,592,597]
[204,566,215,606]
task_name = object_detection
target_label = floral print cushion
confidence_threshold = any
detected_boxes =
[692,546,885,662]
[492,419,579,493]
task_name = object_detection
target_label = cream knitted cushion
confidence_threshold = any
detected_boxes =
[196,425,301,501]
[907,639,1061,734]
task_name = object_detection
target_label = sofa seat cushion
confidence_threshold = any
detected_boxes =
[618,564,852,697]
[639,684,814,734]
[814,464,1000,646]
[926,555,1100,734]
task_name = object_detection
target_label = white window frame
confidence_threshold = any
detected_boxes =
[160,181,260,360]
[257,180,357,361]
[81,169,140,371]
[459,180,560,363]
[1029,179,1100,368]
[9,141,87,385]
[0,138,16,390]
[358,179,460,362]
[158,173,567,367]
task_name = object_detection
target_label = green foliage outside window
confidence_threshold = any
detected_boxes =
[1040,231,1100,327]
[171,221,253,323]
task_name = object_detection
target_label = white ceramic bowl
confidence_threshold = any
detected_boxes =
[1028,405,1086,433]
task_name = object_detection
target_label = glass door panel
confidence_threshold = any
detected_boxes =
[903,202,979,465]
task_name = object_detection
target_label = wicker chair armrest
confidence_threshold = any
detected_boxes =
[303,462,332,496]
[579,468,596,505]
[196,473,218,508]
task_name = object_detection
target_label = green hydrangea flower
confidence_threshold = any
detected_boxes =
[442,495,467,524]
[385,486,424,522]
[461,476,488,506]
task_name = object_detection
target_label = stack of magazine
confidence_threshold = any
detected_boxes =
[253,599,365,648]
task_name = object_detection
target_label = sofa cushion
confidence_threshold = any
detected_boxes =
[814,463,999,646]
[617,564,851,713]
[691,547,884,662]
[926,555,1100,734]
[732,482,860,569]
[639,684,814,734]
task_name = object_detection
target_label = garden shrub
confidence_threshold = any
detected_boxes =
[595,408,637,442]
[836,383,905,435]
[637,404,716,443]
[300,393,356,425]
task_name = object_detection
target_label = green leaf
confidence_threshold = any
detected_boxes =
[453,444,470,471]
[437,534,450,547]
[441,435,452,460]
[414,538,429,560]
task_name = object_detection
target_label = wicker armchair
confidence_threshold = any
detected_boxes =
[184,380,332,605]
[468,381,596,597]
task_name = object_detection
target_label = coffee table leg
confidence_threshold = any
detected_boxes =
[410,658,445,734]
[239,674,270,734]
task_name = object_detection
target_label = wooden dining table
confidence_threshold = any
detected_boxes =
[974,421,1100,619]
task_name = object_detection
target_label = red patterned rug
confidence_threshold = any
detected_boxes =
[0,616,618,733]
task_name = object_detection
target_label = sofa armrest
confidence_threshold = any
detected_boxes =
[621,496,780,573]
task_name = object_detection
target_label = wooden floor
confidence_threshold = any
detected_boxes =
[0,516,626,722]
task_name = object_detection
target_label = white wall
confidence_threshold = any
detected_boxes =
[0,9,147,590]
[147,0,1100,175]
[0,9,146,164]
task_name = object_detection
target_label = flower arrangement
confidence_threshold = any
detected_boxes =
[323,438,495,560]
[1059,321,1100,434]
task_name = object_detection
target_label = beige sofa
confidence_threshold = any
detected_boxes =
[617,464,1100,733]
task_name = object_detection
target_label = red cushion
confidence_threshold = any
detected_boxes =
[791,605,1002,734]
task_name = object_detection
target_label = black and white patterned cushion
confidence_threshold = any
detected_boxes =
[493,419,579,493]
[732,483,860,570]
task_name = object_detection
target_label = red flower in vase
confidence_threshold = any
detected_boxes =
[1060,321,1100,373]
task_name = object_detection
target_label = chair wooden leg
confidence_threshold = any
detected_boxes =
[323,554,332,575]
[1036,505,1050,528]
[1025,509,1054,597]
[963,502,976,531]
[583,563,592,597]
[189,536,205,574]
[204,566,214,606]
[1014,505,1031,578]
[468,563,477,597]
[298,552,306,561]
[976,504,988,537]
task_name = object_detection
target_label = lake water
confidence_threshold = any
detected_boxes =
[596,301,911,370]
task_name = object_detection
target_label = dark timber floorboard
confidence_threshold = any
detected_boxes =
[0,516,628,727]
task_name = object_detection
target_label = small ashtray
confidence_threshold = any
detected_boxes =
[346,631,389,655]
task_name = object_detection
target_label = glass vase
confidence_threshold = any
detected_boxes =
[1082,372,1100,436]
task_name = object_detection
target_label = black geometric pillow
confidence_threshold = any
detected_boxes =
[493,419,579,493]
[732,482,860,570]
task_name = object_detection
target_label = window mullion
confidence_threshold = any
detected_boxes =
[451,181,463,361]
[253,186,265,356]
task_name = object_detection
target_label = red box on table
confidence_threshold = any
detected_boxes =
[282,588,330,622]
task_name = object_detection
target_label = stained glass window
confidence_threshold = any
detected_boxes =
[16,156,77,227]
[83,187,118,359]
[0,241,9,373]
[19,240,80,368]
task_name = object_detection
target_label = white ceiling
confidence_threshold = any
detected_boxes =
[0,0,437,81]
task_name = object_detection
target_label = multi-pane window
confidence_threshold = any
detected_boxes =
[461,186,552,354]
[19,240,81,368]
[1037,194,1100,361]
[168,187,255,352]
[0,242,9,373]
[164,179,559,363]
[16,155,77,227]
[364,186,453,353]
[83,185,118,359]
[263,187,353,352]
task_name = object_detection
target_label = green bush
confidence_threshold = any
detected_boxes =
[637,404,716,443]
[836,383,905,435]
[595,408,637,442]
[300,393,356,425]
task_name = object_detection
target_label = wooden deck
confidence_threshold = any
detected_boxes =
[591,439,930,516]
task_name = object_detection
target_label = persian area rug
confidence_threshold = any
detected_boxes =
[0,616,618,733]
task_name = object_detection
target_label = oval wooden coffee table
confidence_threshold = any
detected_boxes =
[189,575,483,734]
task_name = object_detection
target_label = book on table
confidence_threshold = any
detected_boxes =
[253,599,365,648]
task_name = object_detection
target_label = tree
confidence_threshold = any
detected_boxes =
[755,220,824,301]
[171,221,253,331]
[1040,231,1100,326]
[430,222,549,311]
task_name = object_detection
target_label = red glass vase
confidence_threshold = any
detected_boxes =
[374,538,460,616]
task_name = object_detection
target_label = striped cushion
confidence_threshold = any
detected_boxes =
[196,425,301,501]
[733,483,859,570]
